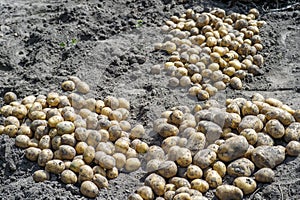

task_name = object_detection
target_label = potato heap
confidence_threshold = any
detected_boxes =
[0,77,149,198]
[129,93,300,200]
[153,8,266,100]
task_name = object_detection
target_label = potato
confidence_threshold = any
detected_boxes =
[256,132,274,146]
[254,168,275,183]
[99,154,116,170]
[251,145,285,169]
[45,159,65,174]
[15,135,30,148]
[173,193,191,200]
[165,191,176,200]
[265,119,285,139]
[125,158,141,172]
[4,125,18,137]
[286,141,300,156]
[233,177,257,195]
[114,137,130,154]
[186,132,206,155]
[4,92,17,104]
[145,173,166,196]
[157,123,179,138]
[215,185,243,200]
[169,177,191,189]
[217,136,249,162]
[69,159,85,173]
[93,174,108,188]
[83,146,95,164]
[241,101,259,116]
[227,158,255,177]
[39,135,51,149]
[158,160,177,179]
[137,186,154,200]
[4,116,20,127]
[193,149,217,169]
[191,179,209,193]
[205,170,222,188]
[106,167,119,179]
[240,128,257,145]
[238,115,263,133]
[213,161,226,178]
[197,121,222,145]
[56,121,75,135]
[187,165,203,180]
[135,141,149,154]
[128,193,144,200]
[176,148,192,167]
[59,145,76,160]
[25,147,41,161]
[38,149,53,167]
[145,145,165,162]
[130,124,145,139]
[108,125,122,142]
[33,170,50,182]
[284,122,300,142]
[0,125,4,135]
[79,165,94,182]
[61,134,76,146]
[80,181,99,198]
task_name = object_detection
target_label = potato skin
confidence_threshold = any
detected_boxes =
[61,169,78,184]
[80,181,99,198]
[216,185,243,200]
[33,170,50,182]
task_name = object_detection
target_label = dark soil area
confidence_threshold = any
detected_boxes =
[0,0,299,199]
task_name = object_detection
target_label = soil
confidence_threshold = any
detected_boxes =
[0,0,299,199]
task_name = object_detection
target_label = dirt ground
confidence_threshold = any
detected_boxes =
[0,0,299,199]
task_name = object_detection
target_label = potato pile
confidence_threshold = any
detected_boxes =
[0,77,149,198]
[153,8,266,100]
[129,93,300,200]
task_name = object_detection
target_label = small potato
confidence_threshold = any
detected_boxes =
[205,170,222,188]
[33,170,50,182]
[83,146,95,164]
[213,161,226,178]
[39,135,51,149]
[233,177,257,195]
[4,125,18,137]
[48,115,64,128]
[15,135,30,148]
[99,155,116,170]
[93,174,109,188]
[47,92,60,107]
[173,193,191,200]
[215,185,243,200]
[61,169,77,184]
[74,127,88,142]
[106,167,119,179]
[254,168,275,183]
[145,145,165,162]
[38,149,54,167]
[137,186,154,200]
[25,147,41,161]
[165,191,176,200]
[265,119,285,139]
[169,177,191,189]
[286,141,300,156]
[79,165,94,182]
[128,194,143,200]
[256,132,274,146]
[4,116,20,127]
[0,125,4,135]
[176,148,192,167]
[76,81,90,94]
[187,165,203,180]
[93,166,106,177]
[241,101,259,116]
[230,77,242,90]
[146,159,162,173]
[61,80,75,91]
[4,92,17,104]
[0,105,13,117]
[240,129,257,145]
[108,125,122,142]
[61,134,76,147]
[56,121,75,135]
[80,181,99,198]
[284,122,300,142]
[45,159,65,174]
[59,145,76,160]
[145,173,166,196]
[70,159,85,173]
[158,160,178,179]
[191,179,209,193]
[238,115,263,133]
[157,123,179,138]
[193,149,217,169]
[135,141,149,154]
[75,141,88,154]
[125,158,141,172]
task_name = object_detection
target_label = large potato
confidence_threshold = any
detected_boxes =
[61,169,78,184]
[227,158,255,177]
[145,173,166,196]
[45,159,66,174]
[193,149,217,169]
[136,186,154,200]
[217,136,249,162]
[158,160,177,179]
[254,168,275,183]
[251,145,285,169]
[205,170,222,188]
[238,115,263,133]
[80,181,99,198]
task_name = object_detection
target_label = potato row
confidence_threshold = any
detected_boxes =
[0,77,149,198]
[129,93,300,200]
[152,8,266,100]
